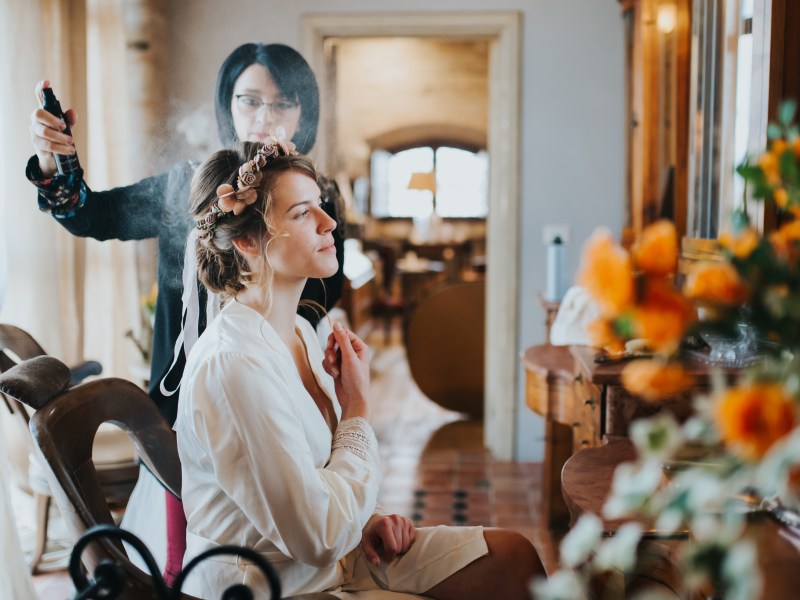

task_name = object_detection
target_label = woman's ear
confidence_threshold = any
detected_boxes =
[232,234,261,258]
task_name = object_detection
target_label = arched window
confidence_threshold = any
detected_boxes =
[370,145,488,218]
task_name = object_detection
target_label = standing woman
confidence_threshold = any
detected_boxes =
[179,139,543,598]
[25,43,344,583]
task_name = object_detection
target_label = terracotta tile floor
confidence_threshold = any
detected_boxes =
[33,327,561,597]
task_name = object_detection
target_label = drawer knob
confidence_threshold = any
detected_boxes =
[584,398,595,406]
[574,373,583,384]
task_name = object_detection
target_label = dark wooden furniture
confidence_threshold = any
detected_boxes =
[562,437,800,599]
[0,324,136,574]
[340,266,376,340]
[523,345,580,527]
[523,344,738,529]
[406,280,484,419]
[0,356,188,599]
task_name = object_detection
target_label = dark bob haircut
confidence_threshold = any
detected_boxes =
[214,43,320,154]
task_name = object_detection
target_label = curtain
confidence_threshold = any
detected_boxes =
[0,0,140,586]
[0,0,141,379]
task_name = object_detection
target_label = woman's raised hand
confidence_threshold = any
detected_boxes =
[322,322,370,420]
[30,80,77,177]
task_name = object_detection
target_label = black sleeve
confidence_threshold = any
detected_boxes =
[26,153,178,242]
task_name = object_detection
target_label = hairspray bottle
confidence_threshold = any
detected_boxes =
[41,87,81,175]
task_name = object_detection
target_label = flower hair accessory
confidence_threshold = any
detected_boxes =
[197,127,298,233]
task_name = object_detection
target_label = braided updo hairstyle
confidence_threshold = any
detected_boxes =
[188,141,319,301]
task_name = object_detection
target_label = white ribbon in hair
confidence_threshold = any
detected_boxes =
[159,228,220,397]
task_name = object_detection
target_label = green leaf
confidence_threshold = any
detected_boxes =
[730,209,751,231]
[779,99,798,126]
[736,163,762,179]
[781,149,799,185]
[768,123,784,140]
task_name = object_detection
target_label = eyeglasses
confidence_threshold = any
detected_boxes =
[234,94,299,118]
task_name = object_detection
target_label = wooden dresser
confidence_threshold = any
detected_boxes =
[523,344,733,528]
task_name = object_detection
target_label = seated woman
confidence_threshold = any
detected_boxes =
[176,136,545,598]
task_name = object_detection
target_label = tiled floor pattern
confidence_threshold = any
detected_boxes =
[30,328,560,598]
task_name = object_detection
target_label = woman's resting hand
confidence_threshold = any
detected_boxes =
[361,514,417,566]
[30,79,77,177]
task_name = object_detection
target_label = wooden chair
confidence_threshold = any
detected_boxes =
[0,324,138,574]
[0,356,359,599]
[405,280,485,419]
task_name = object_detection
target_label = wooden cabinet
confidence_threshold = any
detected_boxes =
[523,345,598,528]
[523,344,735,529]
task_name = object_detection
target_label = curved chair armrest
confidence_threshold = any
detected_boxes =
[0,355,72,410]
[69,360,103,386]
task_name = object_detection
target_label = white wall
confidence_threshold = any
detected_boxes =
[165,0,624,460]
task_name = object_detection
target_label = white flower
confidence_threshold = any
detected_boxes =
[592,522,643,573]
[756,426,800,502]
[603,460,663,519]
[530,570,587,600]
[630,413,683,462]
[559,513,603,568]
[722,540,762,600]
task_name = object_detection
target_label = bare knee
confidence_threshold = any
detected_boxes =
[484,528,546,584]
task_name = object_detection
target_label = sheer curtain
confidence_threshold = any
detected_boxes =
[0,0,139,589]
[0,0,139,376]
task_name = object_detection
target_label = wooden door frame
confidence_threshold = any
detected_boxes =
[302,12,522,459]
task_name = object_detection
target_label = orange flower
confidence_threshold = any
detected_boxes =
[770,220,800,265]
[578,228,634,317]
[634,281,696,354]
[771,139,788,156]
[634,220,678,276]
[774,188,789,210]
[759,151,781,186]
[719,227,760,259]
[587,318,626,355]
[777,219,800,242]
[714,384,797,461]
[684,262,750,306]
[621,360,695,403]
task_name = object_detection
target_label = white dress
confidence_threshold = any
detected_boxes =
[176,300,381,597]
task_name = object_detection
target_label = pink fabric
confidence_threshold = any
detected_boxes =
[164,491,187,587]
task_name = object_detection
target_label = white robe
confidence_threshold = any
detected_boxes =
[176,300,381,598]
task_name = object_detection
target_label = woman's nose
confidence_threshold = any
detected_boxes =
[255,105,275,127]
[318,208,337,233]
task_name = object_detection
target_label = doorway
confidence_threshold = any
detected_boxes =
[303,12,521,460]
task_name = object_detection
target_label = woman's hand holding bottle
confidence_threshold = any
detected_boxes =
[29,80,77,176]
[322,322,370,420]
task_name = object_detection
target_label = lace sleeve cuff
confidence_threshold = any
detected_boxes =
[26,155,86,217]
[332,416,378,462]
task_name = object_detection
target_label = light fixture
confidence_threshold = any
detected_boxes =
[407,170,437,194]
[657,3,677,34]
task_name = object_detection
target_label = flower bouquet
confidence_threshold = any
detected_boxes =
[532,102,800,600]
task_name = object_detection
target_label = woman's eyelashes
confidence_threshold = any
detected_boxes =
[293,199,325,220]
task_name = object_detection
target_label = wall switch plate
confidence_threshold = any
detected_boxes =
[542,224,570,245]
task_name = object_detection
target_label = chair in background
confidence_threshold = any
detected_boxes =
[0,324,138,574]
[0,356,398,599]
[366,242,406,346]
[404,280,485,420]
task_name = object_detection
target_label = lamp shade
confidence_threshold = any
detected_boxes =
[407,171,437,194]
